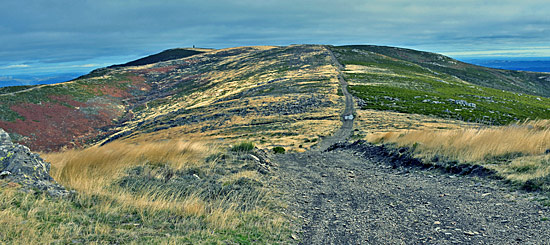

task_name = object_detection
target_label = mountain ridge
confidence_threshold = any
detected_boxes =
[107,48,209,69]
[338,45,550,96]
[1,44,549,151]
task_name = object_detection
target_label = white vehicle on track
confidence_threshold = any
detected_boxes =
[343,114,354,120]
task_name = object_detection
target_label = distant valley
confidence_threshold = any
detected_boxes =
[463,58,550,73]
[0,73,82,87]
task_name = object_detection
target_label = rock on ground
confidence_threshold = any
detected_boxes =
[0,128,71,197]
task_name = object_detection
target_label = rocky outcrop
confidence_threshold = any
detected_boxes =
[0,128,71,197]
[250,149,278,174]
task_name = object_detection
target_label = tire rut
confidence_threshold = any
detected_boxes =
[272,47,550,244]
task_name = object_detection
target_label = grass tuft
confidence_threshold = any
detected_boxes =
[369,120,550,162]
[231,142,255,153]
[44,140,211,195]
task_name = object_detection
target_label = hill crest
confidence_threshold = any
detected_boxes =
[1,44,549,151]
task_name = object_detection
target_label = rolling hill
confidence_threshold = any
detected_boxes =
[330,46,550,125]
[338,45,550,96]
[0,45,343,151]
[2,44,550,244]
[0,44,549,152]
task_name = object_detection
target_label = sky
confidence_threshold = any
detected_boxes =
[1,0,549,78]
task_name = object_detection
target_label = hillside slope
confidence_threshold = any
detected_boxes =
[2,44,550,244]
[339,45,550,96]
[0,45,343,151]
[330,46,550,125]
[1,44,549,151]
[107,48,208,68]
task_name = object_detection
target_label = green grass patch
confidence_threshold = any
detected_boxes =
[333,45,550,125]
[350,81,550,125]
[231,142,255,152]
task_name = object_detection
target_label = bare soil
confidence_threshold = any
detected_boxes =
[272,49,550,244]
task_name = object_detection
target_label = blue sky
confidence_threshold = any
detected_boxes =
[1,0,549,77]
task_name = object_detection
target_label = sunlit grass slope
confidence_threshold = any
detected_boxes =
[0,140,289,243]
[370,120,550,192]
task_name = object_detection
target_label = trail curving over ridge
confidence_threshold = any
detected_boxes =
[272,46,550,244]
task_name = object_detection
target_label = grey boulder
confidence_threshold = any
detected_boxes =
[0,128,71,197]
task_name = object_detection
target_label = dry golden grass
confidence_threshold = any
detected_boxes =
[366,120,550,186]
[370,120,550,162]
[0,138,288,243]
[39,140,230,227]
[0,186,94,244]
[44,140,212,195]
[40,140,240,225]
[344,64,393,74]
[0,179,274,243]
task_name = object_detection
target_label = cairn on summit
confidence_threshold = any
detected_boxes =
[0,128,70,197]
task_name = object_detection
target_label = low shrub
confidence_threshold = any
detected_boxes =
[272,147,285,154]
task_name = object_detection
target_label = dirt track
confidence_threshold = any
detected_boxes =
[272,48,550,244]
[315,48,354,151]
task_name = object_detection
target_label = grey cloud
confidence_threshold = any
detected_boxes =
[1,0,549,69]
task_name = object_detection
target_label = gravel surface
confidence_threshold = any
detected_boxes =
[272,48,550,244]
[274,151,550,244]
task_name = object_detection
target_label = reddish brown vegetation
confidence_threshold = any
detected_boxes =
[0,74,158,151]
[0,97,122,151]
[99,86,131,98]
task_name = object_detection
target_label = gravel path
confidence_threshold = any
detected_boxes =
[274,150,550,244]
[315,48,354,151]
[272,47,550,244]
